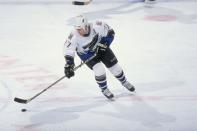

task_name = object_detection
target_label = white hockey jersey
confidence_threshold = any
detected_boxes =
[64,21,113,60]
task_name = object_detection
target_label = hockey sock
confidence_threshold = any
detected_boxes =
[95,74,107,90]
[108,63,127,84]
[93,63,108,90]
[115,71,127,84]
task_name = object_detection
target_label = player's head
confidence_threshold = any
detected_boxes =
[74,15,89,36]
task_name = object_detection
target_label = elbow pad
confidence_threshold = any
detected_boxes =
[100,29,115,46]
[65,55,75,66]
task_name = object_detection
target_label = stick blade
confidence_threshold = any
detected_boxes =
[14,97,28,104]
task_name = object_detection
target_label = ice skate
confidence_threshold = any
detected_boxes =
[122,81,135,92]
[102,88,114,99]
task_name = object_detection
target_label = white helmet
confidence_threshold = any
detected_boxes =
[74,15,88,29]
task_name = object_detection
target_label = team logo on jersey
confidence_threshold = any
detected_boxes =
[82,34,99,51]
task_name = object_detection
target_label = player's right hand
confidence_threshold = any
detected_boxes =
[64,64,75,78]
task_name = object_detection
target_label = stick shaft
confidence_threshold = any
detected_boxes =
[14,53,97,104]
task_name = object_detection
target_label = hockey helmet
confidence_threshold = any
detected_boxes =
[74,15,88,29]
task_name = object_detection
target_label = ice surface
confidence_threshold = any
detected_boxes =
[0,0,197,131]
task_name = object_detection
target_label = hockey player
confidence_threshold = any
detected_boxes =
[63,15,135,99]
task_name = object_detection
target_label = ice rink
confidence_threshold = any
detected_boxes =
[0,0,197,130]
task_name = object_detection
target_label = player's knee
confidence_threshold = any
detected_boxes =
[93,63,106,76]
[108,63,123,76]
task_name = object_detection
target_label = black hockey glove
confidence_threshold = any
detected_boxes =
[64,55,75,78]
[97,43,108,53]
[64,64,75,78]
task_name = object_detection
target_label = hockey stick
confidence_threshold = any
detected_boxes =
[14,53,97,104]
[72,0,92,5]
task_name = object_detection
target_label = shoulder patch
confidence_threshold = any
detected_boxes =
[65,40,71,47]
[104,24,110,30]
[68,33,73,40]
[92,29,97,35]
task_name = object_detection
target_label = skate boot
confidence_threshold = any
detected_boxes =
[122,81,135,92]
[102,88,114,99]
